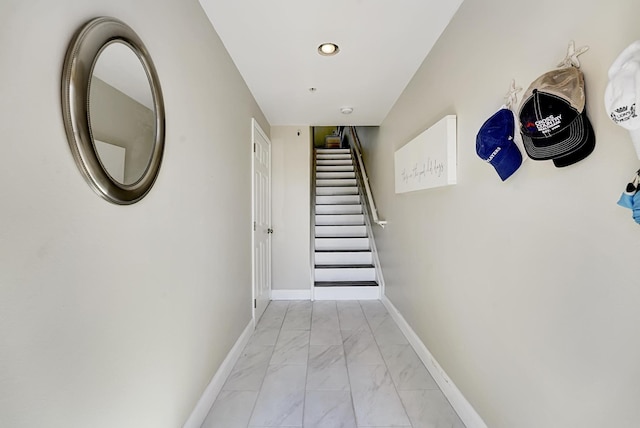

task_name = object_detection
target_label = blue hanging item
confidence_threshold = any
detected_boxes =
[617,169,640,224]
[476,108,523,181]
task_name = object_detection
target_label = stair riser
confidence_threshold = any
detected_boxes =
[315,268,376,282]
[316,195,360,205]
[315,214,365,225]
[315,252,372,265]
[315,238,370,251]
[315,225,367,238]
[316,205,363,215]
[313,286,379,300]
[317,154,351,160]
[317,149,350,154]
[316,159,353,166]
[316,179,357,187]
[316,172,356,179]
[316,166,354,172]
[316,187,358,196]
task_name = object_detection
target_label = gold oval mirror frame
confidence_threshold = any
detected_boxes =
[62,17,165,204]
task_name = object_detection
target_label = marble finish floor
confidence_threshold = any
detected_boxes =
[201,300,466,428]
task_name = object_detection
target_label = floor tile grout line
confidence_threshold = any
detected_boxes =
[359,300,414,428]
[308,300,358,428]
[333,300,360,428]
[246,300,290,428]
[343,300,364,428]
[300,300,315,427]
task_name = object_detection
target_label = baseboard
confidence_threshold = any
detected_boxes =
[314,286,379,300]
[381,296,487,428]
[182,319,255,428]
[271,289,312,300]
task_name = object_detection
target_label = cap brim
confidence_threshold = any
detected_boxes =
[490,142,523,180]
[552,114,596,167]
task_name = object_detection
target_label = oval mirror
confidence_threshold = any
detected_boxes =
[62,17,165,204]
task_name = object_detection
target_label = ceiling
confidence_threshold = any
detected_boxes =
[198,0,463,126]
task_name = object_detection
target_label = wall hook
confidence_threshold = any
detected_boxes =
[557,40,589,68]
[504,79,522,111]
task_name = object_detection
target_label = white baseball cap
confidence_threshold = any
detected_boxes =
[604,41,640,159]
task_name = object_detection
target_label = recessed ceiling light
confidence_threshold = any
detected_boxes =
[340,107,353,114]
[318,43,339,56]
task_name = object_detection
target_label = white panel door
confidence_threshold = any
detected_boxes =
[252,119,271,322]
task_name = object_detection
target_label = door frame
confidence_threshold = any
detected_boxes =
[251,118,272,323]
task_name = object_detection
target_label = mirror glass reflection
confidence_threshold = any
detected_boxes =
[89,42,156,185]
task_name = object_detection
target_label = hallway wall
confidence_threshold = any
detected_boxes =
[362,0,640,427]
[0,1,268,427]
[271,126,312,291]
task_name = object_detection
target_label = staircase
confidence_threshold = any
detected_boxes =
[313,148,380,300]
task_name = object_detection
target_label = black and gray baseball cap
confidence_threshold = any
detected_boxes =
[518,66,595,167]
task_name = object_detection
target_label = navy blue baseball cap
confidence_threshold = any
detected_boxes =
[476,108,523,181]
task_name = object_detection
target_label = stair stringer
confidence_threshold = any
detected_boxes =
[310,146,318,301]
[348,145,385,300]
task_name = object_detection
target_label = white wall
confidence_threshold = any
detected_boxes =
[270,126,311,291]
[363,0,640,427]
[0,1,269,427]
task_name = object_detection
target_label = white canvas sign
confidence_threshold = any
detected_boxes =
[394,115,457,193]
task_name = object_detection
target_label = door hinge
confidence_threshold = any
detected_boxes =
[254,299,257,309]
[253,221,256,231]
[253,143,256,153]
